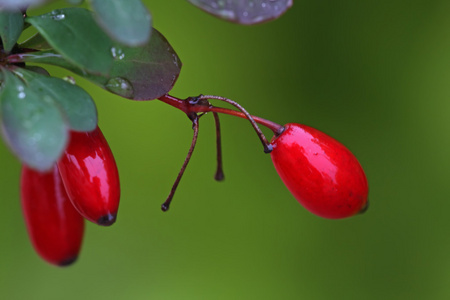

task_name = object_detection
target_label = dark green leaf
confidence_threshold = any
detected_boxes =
[187,0,293,24]
[14,29,182,100]
[0,69,68,171]
[0,9,24,53]
[19,32,52,50]
[26,7,113,75]
[0,0,50,10]
[13,68,98,132]
[90,0,152,46]
[25,65,50,76]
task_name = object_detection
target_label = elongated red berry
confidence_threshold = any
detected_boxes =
[270,123,368,219]
[21,165,84,266]
[57,126,120,226]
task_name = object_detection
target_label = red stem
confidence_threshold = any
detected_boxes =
[158,94,189,113]
[209,107,283,135]
[158,94,284,136]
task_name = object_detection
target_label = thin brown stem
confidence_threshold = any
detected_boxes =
[208,107,284,136]
[161,115,200,212]
[199,95,273,153]
[213,112,224,181]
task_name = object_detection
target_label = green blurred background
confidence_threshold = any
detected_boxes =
[2,0,450,299]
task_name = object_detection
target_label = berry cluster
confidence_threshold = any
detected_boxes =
[0,1,367,268]
[18,94,368,267]
[21,126,120,266]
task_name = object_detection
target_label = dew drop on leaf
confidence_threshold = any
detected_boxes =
[105,77,134,98]
[110,47,125,60]
[17,86,26,99]
[63,76,76,84]
[49,10,66,20]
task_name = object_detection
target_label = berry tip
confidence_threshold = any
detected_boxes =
[358,199,369,215]
[214,171,225,181]
[264,144,273,154]
[161,203,170,212]
[97,213,117,226]
[58,256,78,267]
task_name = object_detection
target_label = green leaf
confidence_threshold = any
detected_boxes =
[25,65,50,76]
[0,69,68,171]
[187,0,293,24]
[26,7,113,75]
[0,9,24,53]
[0,0,50,10]
[19,32,52,50]
[66,0,84,4]
[14,29,182,100]
[89,0,152,46]
[13,68,98,132]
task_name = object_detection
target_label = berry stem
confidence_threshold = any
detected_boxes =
[158,94,285,141]
[213,112,224,181]
[198,95,273,153]
[208,107,284,136]
[161,114,200,212]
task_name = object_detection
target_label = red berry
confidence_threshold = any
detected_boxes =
[20,165,84,266]
[57,126,120,226]
[270,123,368,219]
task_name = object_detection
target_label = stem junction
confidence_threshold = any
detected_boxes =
[157,94,284,212]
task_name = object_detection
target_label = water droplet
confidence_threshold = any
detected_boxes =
[110,47,125,60]
[220,9,236,19]
[17,86,26,99]
[63,76,76,84]
[172,54,179,68]
[105,77,134,98]
[50,10,66,20]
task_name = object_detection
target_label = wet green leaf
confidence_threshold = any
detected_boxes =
[90,0,152,46]
[0,69,68,171]
[15,29,181,100]
[187,0,293,24]
[0,9,24,53]
[26,7,113,75]
[13,68,98,132]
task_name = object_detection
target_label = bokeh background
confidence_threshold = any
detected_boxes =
[2,0,450,299]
